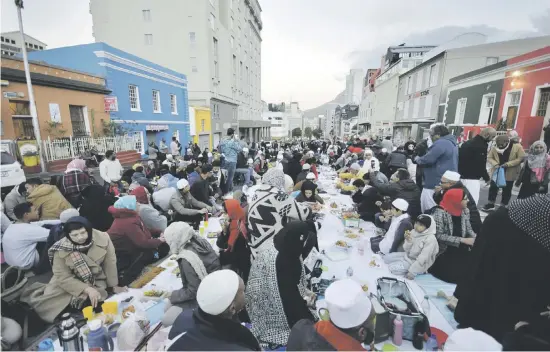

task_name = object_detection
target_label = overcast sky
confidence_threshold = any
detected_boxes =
[2,0,550,110]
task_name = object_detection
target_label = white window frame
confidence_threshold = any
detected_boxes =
[152,90,161,113]
[209,13,216,30]
[144,34,153,45]
[190,57,198,72]
[415,69,423,92]
[530,84,550,117]
[406,76,413,95]
[478,93,496,125]
[170,94,178,115]
[486,57,498,66]
[142,9,151,22]
[455,98,467,124]
[129,85,141,112]
[189,32,196,43]
[429,64,438,87]
[501,89,523,129]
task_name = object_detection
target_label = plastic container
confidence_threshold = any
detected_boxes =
[392,315,403,346]
[37,338,54,351]
[421,295,430,317]
[346,266,354,277]
[425,333,438,351]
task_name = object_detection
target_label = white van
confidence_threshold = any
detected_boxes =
[1,151,26,193]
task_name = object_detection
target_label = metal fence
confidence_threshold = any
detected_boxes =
[42,135,142,162]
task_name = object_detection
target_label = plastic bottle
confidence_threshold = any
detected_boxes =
[421,295,431,317]
[357,239,365,256]
[392,315,403,346]
[346,266,354,277]
[425,333,438,351]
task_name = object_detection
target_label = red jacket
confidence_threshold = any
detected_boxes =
[107,206,162,254]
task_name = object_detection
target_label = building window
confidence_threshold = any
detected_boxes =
[69,105,88,136]
[486,57,498,66]
[144,34,153,45]
[152,90,161,113]
[189,32,196,44]
[213,37,218,57]
[406,76,413,94]
[129,85,141,111]
[189,57,198,72]
[536,88,550,117]
[214,60,219,81]
[0,36,4,42]
[201,119,205,132]
[10,39,15,44]
[230,36,234,49]
[429,64,438,87]
[510,91,521,106]
[209,13,216,30]
[170,94,178,115]
[455,98,467,124]
[230,16,234,30]
[39,46,43,50]
[142,9,152,21]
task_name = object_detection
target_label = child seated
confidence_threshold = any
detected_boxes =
[374,198,393,232]
[383,215,439,280]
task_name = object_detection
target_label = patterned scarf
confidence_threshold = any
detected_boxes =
[508,194,550,253]
[262,168,285,190]
[48,237,95,284]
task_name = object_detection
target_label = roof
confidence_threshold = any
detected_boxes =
[1,31,47,46]
[2,55,105,79]
[1,67,111,95]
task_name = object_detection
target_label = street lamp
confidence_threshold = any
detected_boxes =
[15,0,46,173]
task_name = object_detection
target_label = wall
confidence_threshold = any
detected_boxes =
[372,74,400,134]
[445,79,504,125]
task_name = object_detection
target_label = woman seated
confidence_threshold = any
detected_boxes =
[429,188,476,308]
[59,159,94,207]
[164,222,220,311]
[20,216,126,323]
[216,199,251,282]
[79,184,116,232]
[516,140,550,199]
[246,222,317,349]
[107,196,169,286]
[377,198,412,254]
[295,180,324,204]
[130,186,167,233]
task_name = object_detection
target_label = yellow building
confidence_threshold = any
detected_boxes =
[190,106,212,150]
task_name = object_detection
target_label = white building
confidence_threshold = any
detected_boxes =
[286,102,303,136]
[262,111,287,140]
[345,69,365,104]
[324,103,340,138]
[1,32,47,57]
[89,0,270,143]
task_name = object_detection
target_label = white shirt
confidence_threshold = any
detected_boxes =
[153,188,177,212]
[170,141,179,155]
[99,159,123,183]
[3,220,61,269]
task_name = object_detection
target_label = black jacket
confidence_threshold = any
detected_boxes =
[353,187,383,222]
[433,181,482,234]
[190,178,212,205]
[286,158,303,183]
[385,151,408,169]
[168,309,261,351]
[237,152,248,169]
[370,175,422,220]
[458,135,490,181]
[287,319,337,351]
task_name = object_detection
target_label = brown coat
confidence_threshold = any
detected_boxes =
[20,230,118,323]
[487,143,526,181]
[27,184,73,220]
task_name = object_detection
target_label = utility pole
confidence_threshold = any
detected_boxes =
[15,0,46,173]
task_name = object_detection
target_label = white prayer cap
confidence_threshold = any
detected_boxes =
[187,148,192,152]
[350,163,361,171]
[303,163,311,170]
[243,147,249,153]
[176,179,189,190]
[365,149,373,155]
[324,279,372,329]
[442,171,461,182]
[306,172,316,180]
[307,150,314,156]
[392,198,409,212]
[247,158,253,164]
[381,148,388,153]
[197,270,240,315]
[277,154,283,160]
[166,154,174,161]
[444,328,502,351]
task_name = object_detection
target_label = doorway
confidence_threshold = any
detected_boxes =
[503,90,521,129]
[198,134,210,151]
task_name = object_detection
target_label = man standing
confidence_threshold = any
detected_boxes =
[415,125,458,212]
[458,127,497,204]
[170,136,180,156]
[218,128,242,192]
[99,150,123,191]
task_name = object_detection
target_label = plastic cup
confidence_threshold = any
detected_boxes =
[82,306,94,320]
[102,301,118,315]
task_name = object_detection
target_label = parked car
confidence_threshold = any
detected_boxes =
[1,151,26,198]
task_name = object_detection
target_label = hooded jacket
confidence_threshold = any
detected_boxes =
[458,135,491,181]
[403,215,439,275]
[131,171,150,188]
[370,173,421,220]
[79,185,116,232]
[385,150,408,169]
[416,134,459,189]
[107,206,162,254]
[130,187,167,233]
[27,184,73,220]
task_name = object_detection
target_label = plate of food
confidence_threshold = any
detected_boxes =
[330,201,338,209]
[345,233,360,240]
[368,258,381,268]
[342,212,360,219]
[143,289,165,298]
[335,240,352,250]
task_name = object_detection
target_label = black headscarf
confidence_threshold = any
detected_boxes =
[79,184,115,232]
[300,180,317,202]
[63,216,93,246]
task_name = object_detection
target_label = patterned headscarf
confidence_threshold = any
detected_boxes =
[262,168,285,190]
[163,222,208,280]
[527,140,548,169]
[508,194,550,253]
[65,158,87,173]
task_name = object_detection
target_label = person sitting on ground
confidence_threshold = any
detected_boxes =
[295,180,324,204]
[3,182,26,221]
[107,196,169,285]
[284,174,295,193]
[59,159,94,207]
[190,164,214,206]
[377,198,413,254]
[20,216,127,323]
[338,162,362,180]
[359,149,380,175]
[287,279,374,351]
[210,159,228,196]
[167,270,260,351]
[516,140,550,199]
[383,215,439,280]
[246,222,317,349]
[153,178,177,213]
[130,186,167,233]
[186,164,201,187]
[216,199,251,282]
[432,170,482,234]
[285,152,303,183]
[354,177,385,223]
[163,222,221,315]
[293,172,316,191]
[296,163,311,183]
[39,208,81,273]
[25,178,73,220]
[370,168,421,221]
[158,165,179,189]
[3,202,61,271]
[170,179,213,225]
[121,163,138,184]
[79,184,116,232]
[129,165,151,192]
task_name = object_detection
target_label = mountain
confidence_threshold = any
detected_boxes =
[303,90,347,118]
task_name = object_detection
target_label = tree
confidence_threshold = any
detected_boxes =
[312,128,323,139]
[304,127,312,138]
[291,127,302,138]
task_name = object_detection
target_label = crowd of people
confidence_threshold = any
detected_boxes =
[1,125,549,351]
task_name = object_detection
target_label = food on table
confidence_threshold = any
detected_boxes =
[344,228,354,234]
[342,212,360,219]
[172,266,180,276]
[369,259,381,268]
[358,228,365,233]
[122,305,135,318]
[170,256,177,260]
[330,202,338,208]
[129,267,166,289]
[335,240,350,248]
[362,284,369,292]
[207,232,218,238]
[165,261,175,267]
[144,289,165,297]
[345,233,359,239]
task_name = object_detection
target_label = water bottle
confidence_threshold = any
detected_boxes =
[392,315,403,346]
[346,266,354,277]
[425,333,438,351]
[421,295,431,317]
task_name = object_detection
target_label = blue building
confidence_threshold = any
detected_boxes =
[27,42,190,154]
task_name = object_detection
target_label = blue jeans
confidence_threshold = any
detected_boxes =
[235,168,251,186]
[224,161,237,192]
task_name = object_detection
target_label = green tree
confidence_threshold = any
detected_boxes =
[312,128,323,139]
[291,127,302,138]
[304,127,312,138]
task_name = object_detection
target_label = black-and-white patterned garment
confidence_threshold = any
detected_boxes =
[247,185,311,257]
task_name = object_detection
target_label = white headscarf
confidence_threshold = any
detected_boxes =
[163,222,208,279]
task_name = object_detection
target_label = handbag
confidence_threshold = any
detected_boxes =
[492,166,506,188]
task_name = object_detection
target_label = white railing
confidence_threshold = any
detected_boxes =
[42,135,142,162]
